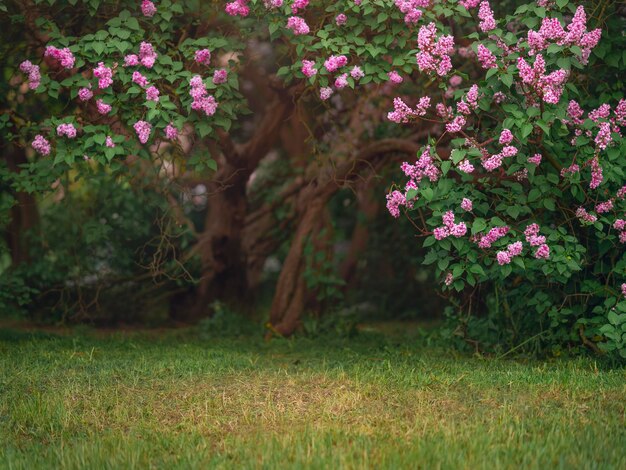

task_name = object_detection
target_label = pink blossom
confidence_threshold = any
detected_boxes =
[105,136,115,148]
[19,61,41,90]
[225,0,249,16]
[134,120,152,144]
[461,198,473,211]
[445,116,466,133]
[507,241,523,257]
[78,87,93,101]
[386,190,407,218]
[350,66,364,80]
[195,49,211,66]
[189,75,218,116]
[335,13,347,25]
[613,219,626,231]
[290,0,308,13]
[457,159,475,173]
[499,129,513,145]
[141,0,157,17]
[96,99,112,115]
[324,55,348,73]
[56,123,77,139]
[388,71,403,84]
[146,86,160,102]
[124,55,140,67]
[534,244,550,259]
[335,73,349,89]
[496,251,511,265]
[301,60,317,78]
[31,135,51,156]
[132,71,149,87]
[213,69,228,84]
[165,124,178,140]
[476,44,496,69]
[478,1,496,32]
[528,153,542,165]
[44,46,75,69]
[139,42,158,68]
[287,16,310,35]
[320,87,333,101]
[576,207,597,224]
[93,62,113,89]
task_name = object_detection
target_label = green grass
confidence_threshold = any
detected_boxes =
[0,326,625,469]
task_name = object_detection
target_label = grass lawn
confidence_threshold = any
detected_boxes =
[0,325,625,469]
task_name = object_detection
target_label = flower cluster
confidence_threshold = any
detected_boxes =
[287,16,310,35]
[93,62,113,89]
[133,120,152,144]
[189,75,218,116]
[31,135,51,156]
[434,211,468,239]
[416,22,454,76]
[517,54,568,104]
[44,46,75,69]
[56,123,77,138]
[19,61,41,90]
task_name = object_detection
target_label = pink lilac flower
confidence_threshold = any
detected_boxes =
[105,136,115,148]
[461,198,473,211]
[195,49,211,66]
[615,99,626,126]
[614,219,626,231]
[499,129,513,145]
[78,87,93,101]
[335,13,347,25]
[589,104,611,122]
[350,66,364,80]
[320,87,333,100]
[589,157,603,189]
[482,154,503,171]
[445,116,466,133]
[291,0,309,13]
[213,69,228,84]
[450,222,468,237]
[595,200,613,214]
[478,226,510,248]
[19,61,41,90]
[595,122,612,150]
[388,71,403,84]
[444,272,454,286]
[301,60,317,77]
[496,251,511,265]
[56,123,77,138]
[501,146,518,157]
[575,207,597,224]
[449,75,462,87]
[139,42,158,68]
[132,71,149,87]
[507,241,523,257]
[324,55,348,72]
[335,73,349,89]
[31,135,51,156]
[416,22,454,76]
[44,46,75,69]
[225,0,250,16]
[386,190,407,218]
[141,0,157,17]
[93,62,113,89]
[124,54,140,67]
[134,120,152,144]
[96,99,112,114]
[476,44,497,69]
[528,153,542,165]
[621,283,626,297]
[457,159,475,173]
[287,16,310,35]
[189,75,218,116]
[459,0,480,7]
[434,227,449,240]
[165,124,178,140]
[477,1,496,32]
[534,244,550,259]
[146,86,160,102]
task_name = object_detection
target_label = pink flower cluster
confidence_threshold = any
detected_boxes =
[225,0,250,16]
[527,6,601,64]
[388,71,403,84]
[400,147,440,189]
[93,62,113,89]
[335,14,347,26]
[387,97,430,123]
[57,123,77,139]
[146,86,160,102]
[477,1,496,32]
[496,241,523,265]
[301,60,317,78]
[575,207,597,224]
[518,54,568,104]
[476,44,496,69]
[386,190,407,218]
[393,0,426,25]
[96,99,112,115]
[524,223,550,259]
[139,42,158,68]
[287,16,310,35]
[19,61,41,90]
[78,87,93,101]
[291,0,309,13]
[189,75,218,116]
[31,135,51,156]
[213,69,228,84]
[44,46,75,69]
[456,85,479,115]
[141,0,157,17]
[320,87,333,100]
[165,123,179,140]
[324,55,348,73]
[416,23,454,76]
[134,120,152,144]
[351,66,364,80]
[477,226,509,248]
[195,49,211,65]
[434,211,467,240]
[461,198,473,211]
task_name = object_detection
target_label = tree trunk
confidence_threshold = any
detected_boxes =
[4,145,39,266]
